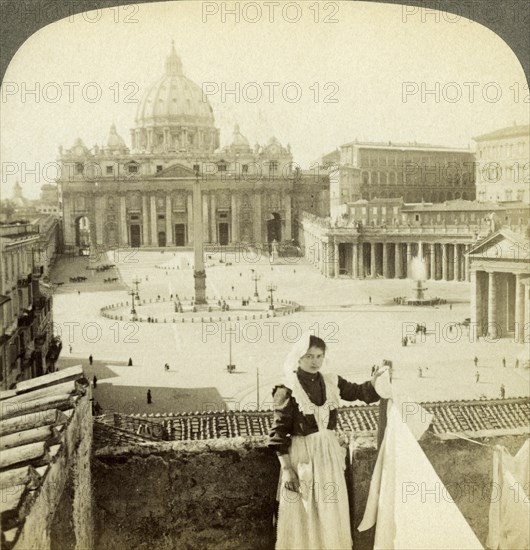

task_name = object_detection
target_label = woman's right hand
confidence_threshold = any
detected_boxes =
[282,467,300,493]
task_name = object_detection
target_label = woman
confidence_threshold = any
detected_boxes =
[269,333,384,550]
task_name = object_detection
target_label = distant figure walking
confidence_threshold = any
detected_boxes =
[69,344,73,353]
[369,296,372,304]
[147,389,152,404]
[449,304,452,311]
[500,384,506,399]
[128,358,133,366]
[89,354,93,366]
[164,363,170,371]
[502,357,506,368]
[93,375,97,389]
[418,367,423,378]
[475,371,480,383]
[515,359,520,369]
[473,356,478,368]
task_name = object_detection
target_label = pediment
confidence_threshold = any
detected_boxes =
[155,163,195,178]
[468,229,529,261]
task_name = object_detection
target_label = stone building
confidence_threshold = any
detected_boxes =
[473,124,529,204]
[328,140,476,215]
[0,218,61,390]
[300,200,529,280]
[469,228,530,342]
[58,43,328,252]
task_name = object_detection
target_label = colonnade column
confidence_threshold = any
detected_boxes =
[142,195,149,246]
[370,242,377,277]
[395,243,402,279]
[406,243,412,278]
[453,243,460,281]
[465,245,470,282]
[150,195,157,246]
[382,243,389,278]
[515,274,525,343]
[470,270,480,340]
[358,243,365,278]
[488,272,497,338]
[352,243,358,279]
[166,195,173,245]
[322,242,328,276]
[430,243,436,280]
[442,244,448,281]
[334,242,340,278]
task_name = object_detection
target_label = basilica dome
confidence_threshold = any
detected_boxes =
[132,42,219,154]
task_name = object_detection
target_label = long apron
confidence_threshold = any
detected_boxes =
[275,379,351,550]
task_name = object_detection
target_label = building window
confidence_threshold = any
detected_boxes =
[517,190,525,201]
[128,164,138,174]
[156,165,163,173]
[242,164,249,173]
[415,214,420,222]
[269,161,278,173]
[106,166,113,175]
[505,190,513,201]
[218,161,227,172]
[158,214,165,220]
[193,164,200,173]
[75,163,84,175]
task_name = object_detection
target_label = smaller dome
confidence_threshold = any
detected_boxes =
[231,124,250,151]
[107,123,127,150]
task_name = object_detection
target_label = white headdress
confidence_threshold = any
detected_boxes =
[281,331,338,416]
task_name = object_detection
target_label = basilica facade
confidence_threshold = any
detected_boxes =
[58,43,328,251]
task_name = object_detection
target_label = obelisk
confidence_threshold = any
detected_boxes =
[193,169,207,304]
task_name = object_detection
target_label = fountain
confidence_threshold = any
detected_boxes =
[403,243,440,306]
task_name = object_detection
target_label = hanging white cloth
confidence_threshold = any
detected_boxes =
[487,439,530,550]
[358,401,483,549]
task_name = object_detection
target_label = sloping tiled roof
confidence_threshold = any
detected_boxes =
[473,124,529,142]
[0,366,88,548]
[94,397,529,447]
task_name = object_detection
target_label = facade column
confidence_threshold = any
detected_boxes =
[253,193,262,243]
[430,243,436,280]
[370,242,377,277]
[210,194,217,243]
[334,242,340,278]
[395,243,402,279]
[166,194,173,245]
[382,242,389,278]
[465,245,470,282]
[142,195,149,246]
[352,243,358,279]
[322,242,328,276]
[442,243,448,281]
[284,194,292,240]
[231,194,239,243]
[202,194,209,242]
[150,195,157,246]
[119,195,127,247]
[406,242,412,278]
[95,195,104,246]
[515,274,525,343]
[187,194,194,245]
[488,272,497,338]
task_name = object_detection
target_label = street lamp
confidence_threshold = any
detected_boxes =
[251,270,261,300]
[266,283,277,310]
[132,276,142,301]
[128,289,137,314]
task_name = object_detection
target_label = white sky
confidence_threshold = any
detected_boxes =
[0,1,528,198]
